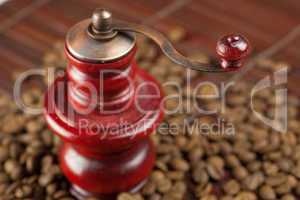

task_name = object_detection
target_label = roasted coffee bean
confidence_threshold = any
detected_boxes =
[235,191,257,200]
[220,196,234,200]
[156,178,172,193]
[0,183,8,195]
[206,156,225,180]
[223,179,240,195]
[163,182,186,200]
[188,147,204,163]
[46,183,57,195]
[9,142,23,159]
[201,195,217,200]
[247,161,261,173]
[259,185,276,200]
[171,158,189,171]
[166,171,184,181]
[233,166,249,180]
[225,154,241,168]
[15,185,32,198]
[4,159,23,180]
[243,172,264,191]
[0,173,9,183]
[151,170,165,183]
[0,146,9,162]
[281,194,296,200]
[25,155,39,173]
[142,181,156,195]
[263,162,279,176]
[118,193,144,200]
[192,167,208,184]
[38,173,54,187]
[265,173,287,187]
[275,183,292,195]
[148,193,161,200]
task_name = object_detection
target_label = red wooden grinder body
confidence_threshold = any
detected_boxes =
[44,11,164,199]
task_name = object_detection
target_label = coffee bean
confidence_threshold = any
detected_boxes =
[281,194,296,200]
[265,174,286,187]
[233,166,248,180]
[1,114,26,134]
[171,158,189,172]
[295,182,300,195]
[247,161,261,173]
[223,179,240,195]
[225,154,241,168]
[156,144,175,154]
[291,164,300,178]
[195,183,213,197]
[188,147,204,163]
[163,181,186,200]
[41,155,54,173]
[201,195,217,200]
[46,183,57,195]
[192,167,208,184]
[0,183,8,195]
[206,156,225,180]
[277,159,293,174]
[262,162,278,176]
[235,191,257,200]
[286,175,297,189]
[6,181,20,195]
[4,159,23,180]
[117,193,144,200]
[15,185,32,198]
[259,185,276,200]
[166,171,184,181]
[9,142,23,159]
[157,178,172,193]
[0,173,9,183]
[149,193,161,200]
[236,150,256,163]
[243,172,264,191]
[26,155,39,173]
[142,181,156,195]
[206,163,224,180]
[0,146,9,162]
[151,171,165,183]
[275,183,291,195]
[38,173,54,187]
[220,196,234,200]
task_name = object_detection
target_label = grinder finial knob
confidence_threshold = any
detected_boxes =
[92,8,113,32]
[216,34,251,70]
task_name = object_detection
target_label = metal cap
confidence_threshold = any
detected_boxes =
[66,9,135,63]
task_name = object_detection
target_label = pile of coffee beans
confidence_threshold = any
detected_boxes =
[0,30,299,200]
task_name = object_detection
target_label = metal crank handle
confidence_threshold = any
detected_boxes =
[91,8,251,73]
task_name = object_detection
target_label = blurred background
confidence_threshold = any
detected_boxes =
[0,0,299,94]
